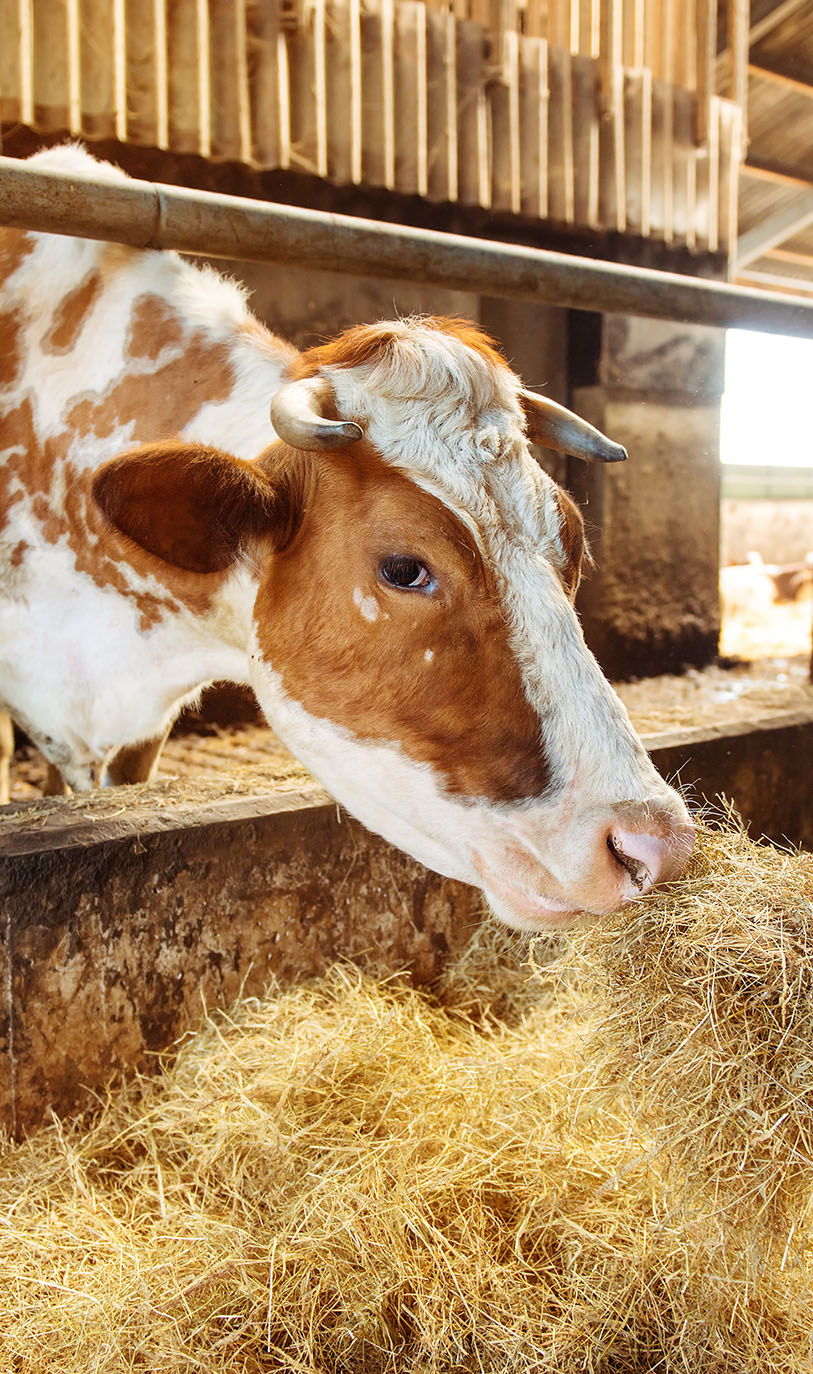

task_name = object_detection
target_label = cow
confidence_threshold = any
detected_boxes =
[0,144,694,930]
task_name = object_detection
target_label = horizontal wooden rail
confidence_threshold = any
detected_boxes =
[2,157,813,335]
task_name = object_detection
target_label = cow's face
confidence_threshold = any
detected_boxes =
[93,318,693,929]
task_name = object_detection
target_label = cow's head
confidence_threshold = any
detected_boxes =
[93,317,693,929]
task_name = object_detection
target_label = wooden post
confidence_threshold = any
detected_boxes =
[426,7,458,201]
[726,0,749,148]
[519,35,549,219]
[694,0,716,144]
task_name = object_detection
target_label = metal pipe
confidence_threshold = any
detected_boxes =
[2,155,813,336]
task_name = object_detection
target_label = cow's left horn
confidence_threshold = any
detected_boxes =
[520,389,627,464]
[270,376,363,451]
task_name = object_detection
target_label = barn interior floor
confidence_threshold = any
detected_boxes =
[5,655,812,806]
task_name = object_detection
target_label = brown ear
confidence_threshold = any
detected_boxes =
[92,442,300,573]
[553,486,589,598]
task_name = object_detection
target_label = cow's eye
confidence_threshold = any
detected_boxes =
[378,556,435,591]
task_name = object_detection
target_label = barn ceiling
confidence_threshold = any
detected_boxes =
[731,0,813,296]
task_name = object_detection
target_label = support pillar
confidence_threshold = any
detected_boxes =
[568,313,726,678]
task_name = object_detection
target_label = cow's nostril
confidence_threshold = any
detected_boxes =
[607,833,648,891]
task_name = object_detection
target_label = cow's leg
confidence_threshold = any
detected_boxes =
[0,710,14,804]
[105,731,169,786]
[43,763,71,796]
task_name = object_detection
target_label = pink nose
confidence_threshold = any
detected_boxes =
[604,803,695,903]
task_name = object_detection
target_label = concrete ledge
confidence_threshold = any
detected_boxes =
[1,707,811,1135]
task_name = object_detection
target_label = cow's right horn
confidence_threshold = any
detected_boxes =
[270,376,363,451]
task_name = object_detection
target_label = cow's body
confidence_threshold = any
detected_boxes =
[0,145,693,929]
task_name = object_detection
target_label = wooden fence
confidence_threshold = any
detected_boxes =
[0,0,743,253]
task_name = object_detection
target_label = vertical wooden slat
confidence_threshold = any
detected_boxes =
[547,0,570,50]
[395,1,428,196]
[650,75,673,244]
[34,0,68,129]
[168,0,202,153]
[154,0,169,148]
[66,0,81,132]
[361,0,396,191]
[456,17,490,207]
[196,0,211,157]
[426,7,457,201]
[703,93,720,252]
[0,2,20,122]
[598,0,625,232]
[18,0,35,126]
[234,0,252,163]
[112,0,126,141]
[726,0,748,147]
[547,43,574,222]
[126,0,158,145]
[671,83,692,245]
[717,97,741,270]
[490,27,521,213]
[571,52,598,225]
[624,67,651,237]
[78,0,114,138]
[327,0,361,183]
[519,35,548,219]
[694,0,715,141]
[381,0,396,188]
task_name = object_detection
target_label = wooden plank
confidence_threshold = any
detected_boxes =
[650,75,673,244]
[66,0,81,133]
[598,61,626,232]
[168,0,204,154]
[547,0,570,50]
[546,42,574,223]
[0,2,20,123]
[196,0,211,157]
[519,34,548,219]
[33,0,68,129]
[426,7,457,201]
[455,17,490,207]
[624,67,652,237]
[572,52,598,226]
[125,0,158,146]
[326,0,361,183]
[361,0,395,189]
[694,0,715,142]
[490,27,521,213]
[672,83,693,247]
[717,97,740,266]
[395,1,428,197]
[726,0,748,134]
[77,0,115,138]
[695,92,719,252]
[154,0,169,149]
[250,0,283,167]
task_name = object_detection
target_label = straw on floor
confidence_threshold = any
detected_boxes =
[1,820,811,1373]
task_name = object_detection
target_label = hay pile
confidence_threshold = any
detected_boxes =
[1,823,812,1373]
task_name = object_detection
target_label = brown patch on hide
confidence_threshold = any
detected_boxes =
[9,539,29,567]
[43,272,103,354]
[126,294,185,361]
[67,331,235,443]
[0,306,24,389]
[253,442,551,804]
[553,486,587,599]
[0,229,35,283]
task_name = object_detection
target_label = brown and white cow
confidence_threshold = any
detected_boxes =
[0,145,693,929]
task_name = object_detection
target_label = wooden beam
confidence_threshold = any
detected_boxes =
[726,0,749,121]
[716,0,811,79]
[748,59,813,97]
[736,191,813,266]
[743,156,813,190]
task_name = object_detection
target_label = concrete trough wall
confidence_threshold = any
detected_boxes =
[2,710,812,1136]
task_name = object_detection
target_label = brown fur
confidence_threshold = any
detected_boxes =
[252,442,550,803]
[293,316,513,380]
[553,486,587,598]
[43,271,103,354]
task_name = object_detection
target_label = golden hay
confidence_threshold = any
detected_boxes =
[1,822,812,1373]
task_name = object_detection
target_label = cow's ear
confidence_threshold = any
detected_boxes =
[92,442,305,573]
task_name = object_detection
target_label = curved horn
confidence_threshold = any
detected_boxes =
[520,389,627,464]
[270,376,363,451]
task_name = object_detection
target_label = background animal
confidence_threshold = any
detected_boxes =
[0,144,693,928]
